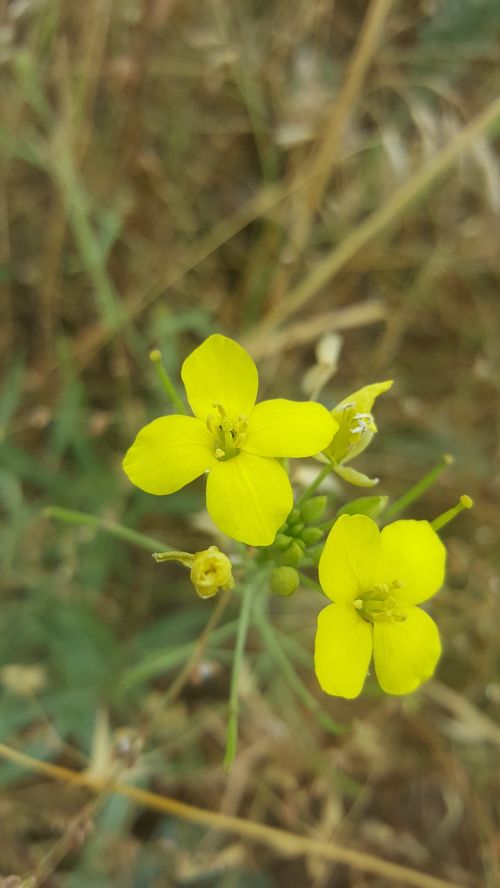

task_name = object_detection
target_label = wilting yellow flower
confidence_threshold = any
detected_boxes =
[154,545,234,599]
[189,546,235,599]
[323,380,393,487]
[314,514,446,698]
[124,335,336,546]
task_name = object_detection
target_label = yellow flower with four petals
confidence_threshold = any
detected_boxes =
[315,514,446,698]
[323,380,393,487]
[123,335,337,546]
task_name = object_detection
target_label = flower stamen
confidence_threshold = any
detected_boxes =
[207,405,248,460]
[355,579,406,624]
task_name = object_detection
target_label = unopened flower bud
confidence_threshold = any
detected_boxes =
[274,532,292,550]
[280,541,304,567]
[290,522,305,536]
[301,527,324,545]
[287,508,301,526]
[300,495,327,524]
[270,566,299,597]
[190,546,235,599]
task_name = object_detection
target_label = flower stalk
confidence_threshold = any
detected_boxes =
[431,495,474,532]
[149,349,187,414]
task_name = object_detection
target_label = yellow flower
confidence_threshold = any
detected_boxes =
[153,545,234,599]
[190,546,235,599]
[314,514,446,698]
[323,380,393,487]
[124,335,337,546]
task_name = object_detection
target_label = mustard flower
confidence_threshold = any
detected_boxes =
[315,514,446,698]
[153,545,234,599]
[189,546,235,599]
[124,335,337,546]
[323,380,393,487]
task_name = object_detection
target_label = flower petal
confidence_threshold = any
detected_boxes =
[181,334,258,421]
[334,380,393,415]
[381,520,446,606]
[315,604,373,698]
[123,415,214,495]
[244,399,337,458]
[206,451,292,546]
[373,607,441,695]
[318,514,383,603]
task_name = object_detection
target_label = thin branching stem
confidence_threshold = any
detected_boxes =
[384,455,454,520]
[223,576,258,771]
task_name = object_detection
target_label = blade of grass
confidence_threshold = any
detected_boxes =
[44,505,170,552]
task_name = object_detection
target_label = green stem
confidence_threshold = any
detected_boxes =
[298,571,326,596]
[254,596,344,735]
[44,506,170,553]
[383,454,454,520]
[223,578,257,771]
[295,464,332,508]
[431,495,473,532]
[149,350,187,414]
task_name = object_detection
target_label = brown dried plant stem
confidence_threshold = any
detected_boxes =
[247,92,500,354]
[295,0,396,243]
[0,743,466,888]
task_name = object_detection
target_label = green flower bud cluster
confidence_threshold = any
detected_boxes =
[272,496,328,572]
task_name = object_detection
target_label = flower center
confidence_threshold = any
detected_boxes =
[353,580,407,624]
[206,403,248,461]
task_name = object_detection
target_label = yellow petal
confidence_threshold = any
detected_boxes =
[181,334,258,421]
[244,399,337,457]
[381,520,446,606]
[206,451,292,546]
[123,415,214,495]
[314,604,373,698]
[373,607,441,695]
[334,379,393,415]
[318,514,383,603]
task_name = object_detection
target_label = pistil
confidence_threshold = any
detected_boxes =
[206,403,248,460]
[354,580,406,624]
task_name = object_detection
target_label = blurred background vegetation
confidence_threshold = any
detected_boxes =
[1,0,500,885]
